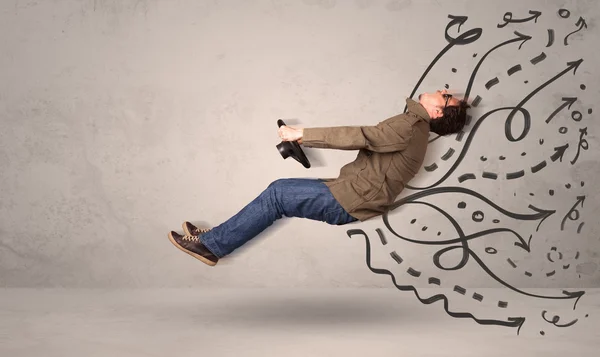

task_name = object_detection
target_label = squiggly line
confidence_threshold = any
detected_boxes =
[346,228,527,335]
[387,186,554,235]
[564,17,587,46]
[406,201,584,308]
[388,246,511,308]
[542,310,579,327]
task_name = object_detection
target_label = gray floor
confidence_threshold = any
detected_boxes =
[1,288,598,356]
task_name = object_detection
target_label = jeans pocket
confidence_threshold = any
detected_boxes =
[324,207,357,226]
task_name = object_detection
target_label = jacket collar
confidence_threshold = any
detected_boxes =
[406,98,431,123]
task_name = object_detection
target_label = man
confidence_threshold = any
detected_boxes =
[168,89,470,266]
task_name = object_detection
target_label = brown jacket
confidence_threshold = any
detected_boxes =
[302,98,431,222]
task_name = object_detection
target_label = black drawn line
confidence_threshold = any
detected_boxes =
[531,161,547,173]
[485,77,500,89]
[546,270,556,277]
[575,251,580,259]
[506,170,525,179]
[482,172,498,180]
[525,271,533,277]
[407,267,422,277]
[546,29,555,47]
[542,310,579,327]
[458,173,476,183]
[570,127,588,165]
[429,277,441,285]
[547,252,555,263]
[563,264,570,270]
[498,301,508,308]
[472,293,484,302]
[388,187,555,236]
[424,163,438,172]
[455,131,465,142]
[441,148,455,160]
[507,64,522,76]
[454,285,467,295]
[577,222,584,234]
[428,136,442,144]
[464,31,531,101]
[546,97,577,124]
[520,235,533,251]
[561,196,585,230]
[347,229,527,334]
[551,144,569,162]
[376,228,387,245]
[530,52,547,65]
[497,10,542,28]
[390,251,403,264]
[564,17,587,46]
[507,258,517,268]
[472,95,482,107]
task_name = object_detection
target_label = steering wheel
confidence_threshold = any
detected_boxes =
[276,119,311,169]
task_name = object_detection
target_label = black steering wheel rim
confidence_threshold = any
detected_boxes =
[276,119,311,169]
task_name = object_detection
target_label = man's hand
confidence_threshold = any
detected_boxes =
[278,126,304,144]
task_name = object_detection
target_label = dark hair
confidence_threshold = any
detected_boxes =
[429,100,470,136]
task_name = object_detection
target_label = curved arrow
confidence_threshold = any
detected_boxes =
[464,31,531,100]
[388,186,554,225]
[505,59,583,141]
[564,17,587,45]
[497,10,542,28]
[546,97,577,123]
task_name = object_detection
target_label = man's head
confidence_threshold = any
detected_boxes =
[418,89,470,136]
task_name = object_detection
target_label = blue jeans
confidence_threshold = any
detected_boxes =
[199,178,358,258]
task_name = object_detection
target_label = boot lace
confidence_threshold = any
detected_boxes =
[194,227,212,235]
[182,235,200,242]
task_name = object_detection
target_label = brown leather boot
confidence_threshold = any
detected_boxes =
[168,231,219,266]
[182,221,211,236]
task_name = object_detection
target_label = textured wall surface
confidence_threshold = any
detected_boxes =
[1,0,599,290]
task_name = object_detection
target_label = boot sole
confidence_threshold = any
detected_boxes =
[168,232,217,267]
[182,222,194,236]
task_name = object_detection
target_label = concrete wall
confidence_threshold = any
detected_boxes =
[1,0,599,289]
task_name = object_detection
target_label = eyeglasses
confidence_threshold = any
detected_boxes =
[442,93,453,108]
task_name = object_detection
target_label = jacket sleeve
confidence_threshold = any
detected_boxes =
[301,115,415,152]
